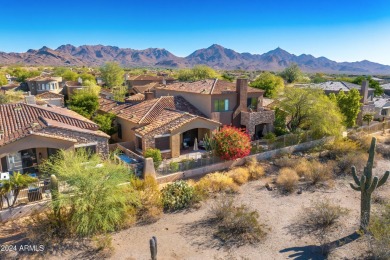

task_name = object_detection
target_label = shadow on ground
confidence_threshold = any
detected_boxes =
[280,232,360,259]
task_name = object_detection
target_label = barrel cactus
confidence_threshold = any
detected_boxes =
[350,137,389,230]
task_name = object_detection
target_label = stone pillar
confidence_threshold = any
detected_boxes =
[171,134,180,158]
[143,157,156,179]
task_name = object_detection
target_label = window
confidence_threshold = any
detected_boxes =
[136,136,142,150]
[381,109,388,116]
[155,136,170,150]
[214,99,229,112]
[117,123,122,139]
[247,97,257,109]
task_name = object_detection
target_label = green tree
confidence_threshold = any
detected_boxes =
[0,90,24,104]
[112,85,128,102]
[278,87,344,138]
[68,89,99,119]
[79,73,95,82]
[93,113,117,135]
[9,67,40,82]
[273,107,289,136]
[0,72,7,86]
[330,89,362,127]
[177,65,220,81]
[250,72,284,98]
[100,62,125,88]
[280,63,303,83]
[310,73,327,83]
[353,76,384,96]
[144,148,162,168]
[61,69,79,81]
[0,93,10,104]
[363,113,374,126]
[39,149,135,236]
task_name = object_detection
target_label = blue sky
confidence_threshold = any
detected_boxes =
[1,0,390,65]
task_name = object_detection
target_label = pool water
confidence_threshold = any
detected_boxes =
[118,154,138,164]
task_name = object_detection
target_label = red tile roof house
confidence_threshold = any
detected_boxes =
[155,78,275,140]
[0,103,109,174]
[98,96,221,159]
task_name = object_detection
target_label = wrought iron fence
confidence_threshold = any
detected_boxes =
[157,152,224,175]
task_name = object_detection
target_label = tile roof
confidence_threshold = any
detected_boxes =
[125,93,145,101]
[134,109,220,136]
[373,97,390,109]
[35,92,64,99]
[381,83,390,90]
[157,79,263,95]
[0,103,100,146]
[98,98,133,114]
[27,76,62,82]
[128,75,175,81]
[116,96,205,124]
[305,81,374,92]
[132,82,160,94]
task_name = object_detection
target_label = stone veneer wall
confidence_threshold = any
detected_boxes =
[241,110,275,139]
[39,128,109,157]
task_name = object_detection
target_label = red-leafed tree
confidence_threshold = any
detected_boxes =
[213,126,251,160]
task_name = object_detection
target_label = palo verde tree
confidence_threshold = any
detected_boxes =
[177,65,220,81]
[350,137,389,230]
[39,149,135,236]
[280,63,303,83]
[68,87,99,119]
[277,87,344,138]
[100,62,125,88]
[250,72,284,98]
[329,89,362,127]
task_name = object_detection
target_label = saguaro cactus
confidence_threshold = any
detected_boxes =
[350,137,389,230]
[50,174,60,218]
[150,236,157,260]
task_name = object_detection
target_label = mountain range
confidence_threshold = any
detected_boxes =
[1,44,389,75]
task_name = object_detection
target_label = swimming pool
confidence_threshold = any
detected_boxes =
[118,154,138,164]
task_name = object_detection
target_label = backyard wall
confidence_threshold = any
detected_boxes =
[156,137,332,183]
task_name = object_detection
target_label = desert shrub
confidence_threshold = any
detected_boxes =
[376,143,390,159]
[383,137,390,145]
[263,132,277,143]
[293,158,311,177]
[246,158,265,180]
[169,161,179,172]
[324,139,361,160]
[276,168,299,193]
[305,161,334,184]
[210,197,266,245]
[356,135,373,151]
[93,234,114,257]
[213,126,251,160]
[336,151,368,175]
[303,200,348,230]
[161,180,194,211]
[131,176,163,223]
[195,172,239,199]
[367,204,390,259]
[274,156,296,168]
[227,167,250,185]
[144,148,162,168]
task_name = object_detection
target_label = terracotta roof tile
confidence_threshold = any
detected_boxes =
[0,103,100,146]
[157,79,263,95]
[125,93,145,101]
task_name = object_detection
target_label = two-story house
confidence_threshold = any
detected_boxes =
[26,76,63,95]
[155,79,275,140]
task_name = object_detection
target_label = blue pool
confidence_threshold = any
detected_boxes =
[118,154,138,164]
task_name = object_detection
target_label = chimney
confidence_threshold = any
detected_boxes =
[144,91,155,101]
[360,80,369,104]
[236,78,248,111]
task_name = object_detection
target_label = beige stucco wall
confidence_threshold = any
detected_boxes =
[113,117,140,150]
[0,135,75,158]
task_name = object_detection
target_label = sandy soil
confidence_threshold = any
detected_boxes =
[1,160,389,260]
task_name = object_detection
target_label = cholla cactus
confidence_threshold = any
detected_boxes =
[350,137,389,230]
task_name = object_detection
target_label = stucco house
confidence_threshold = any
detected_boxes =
[26,76,63,95]
[126,75,175,95]
[155,79,275,140]
[0,103,109,174]
[98,96,221,159]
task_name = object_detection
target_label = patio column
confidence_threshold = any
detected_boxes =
[171,133,180,158]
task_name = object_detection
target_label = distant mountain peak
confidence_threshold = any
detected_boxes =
[0,44,389,74]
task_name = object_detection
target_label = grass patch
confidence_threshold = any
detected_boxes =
[276,168,299,193]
